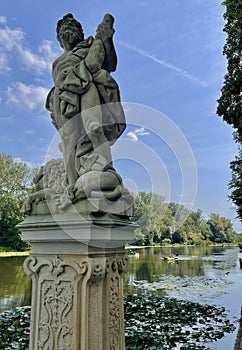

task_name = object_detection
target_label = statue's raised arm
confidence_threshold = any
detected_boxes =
[84,14,117,74]
[34,13,134,217]
[96,14,117,72]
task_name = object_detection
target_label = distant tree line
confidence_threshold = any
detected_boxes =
[0,154,240,251]
[133,192,240,246]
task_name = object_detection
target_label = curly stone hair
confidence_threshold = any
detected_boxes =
[56,13,84,43]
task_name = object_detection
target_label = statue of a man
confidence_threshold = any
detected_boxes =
[46,13,126,201]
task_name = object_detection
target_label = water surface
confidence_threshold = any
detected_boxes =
[0,246,241,349]
[0,256,31,312]
[125,246,242,349]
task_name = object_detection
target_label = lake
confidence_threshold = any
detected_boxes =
[0,246,242,349]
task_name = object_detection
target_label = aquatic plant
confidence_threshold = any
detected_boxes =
[0,295,236,349]
[125,294,236,349]
[0,306,30,349]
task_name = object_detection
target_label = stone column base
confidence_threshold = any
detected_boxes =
[18,215,135,350]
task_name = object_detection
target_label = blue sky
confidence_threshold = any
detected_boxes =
[0,0,241,232]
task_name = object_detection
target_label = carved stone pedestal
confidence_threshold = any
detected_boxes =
[18,215,135,350]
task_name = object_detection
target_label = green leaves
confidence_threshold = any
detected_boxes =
[0,295,236,349]
[124,294,235,349]
[0,153,33,251]
[217,0,242,133]
[216,0,242,221]
[0,306,31,349]
[132,191,239,246]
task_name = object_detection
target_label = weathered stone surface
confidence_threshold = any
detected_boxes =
[23,13,133,217]
[19,13,135,350]
[24,252,130,350]
[18,214,136,253]
[19,214,135,350]
[22,158,134,218]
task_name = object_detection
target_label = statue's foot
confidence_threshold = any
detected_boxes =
[90,185,122,201]
[67,185,76,201]
[74,169,123,201]
[58,198,72,211]
[75,187,87,201]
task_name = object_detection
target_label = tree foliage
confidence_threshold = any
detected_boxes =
[132,192,239,246]
[0,154,32,251]
[216,0,242,220]
[217,0,242,133]
[229,144,242,219]
[134,192,171,245]
[207,213,235,243]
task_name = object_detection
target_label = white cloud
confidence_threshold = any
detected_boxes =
[0,21,59,75]
[0,53,11,73]
[0,25,24,51]
[18,46,51,74]
[7,82,49,110]
[127,127,150,142]
[0,23,22,72]
[13,157,34,168]
[18,39,59,74]
[0,16,7,25]
[118,40,208,87]
[39,39,58,60]
[127,131,138,142]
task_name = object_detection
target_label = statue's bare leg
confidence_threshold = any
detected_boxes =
[60,113,80,192]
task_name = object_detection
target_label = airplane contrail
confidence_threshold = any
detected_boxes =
[117,40,208,87]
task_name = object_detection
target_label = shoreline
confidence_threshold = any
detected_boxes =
[0,243,238,257]
[126,243,238,249]
[0,251,30,257]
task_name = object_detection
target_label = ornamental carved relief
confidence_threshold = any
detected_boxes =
[106,254,129,350]
[24,253,129,350]
[91,258,107,280]
[39,280,74,350]
[109,276,121,350]
[24,255,89,277]
[24,255,91,350]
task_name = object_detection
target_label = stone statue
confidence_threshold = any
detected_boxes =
[23,13,133,217]
[19,15,135,350]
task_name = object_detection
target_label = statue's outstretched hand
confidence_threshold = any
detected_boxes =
[96,23,114,42]
[96,13,115,42]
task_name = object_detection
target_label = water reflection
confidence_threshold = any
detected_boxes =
[124,246,240,297]
[124,246,242,350]
[0,246,241,349]
[0,247,240,310]
[0,256,31,313]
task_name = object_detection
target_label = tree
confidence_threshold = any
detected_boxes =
[229,142,242,220]
[217,0,242,133]
[207,213,236,243]
[216,0,242,220]
[0,154,32,250]
[132,191,238,246]
[171,209,212,245]
[168,202,190,240]
[133,192,168,245]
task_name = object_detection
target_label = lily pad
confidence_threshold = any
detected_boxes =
[0,296,235,350]
[124,294,235,349]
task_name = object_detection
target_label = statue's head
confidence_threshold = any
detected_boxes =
[56,13,84,49]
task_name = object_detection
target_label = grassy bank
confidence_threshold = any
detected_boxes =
[0,251,29,257]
